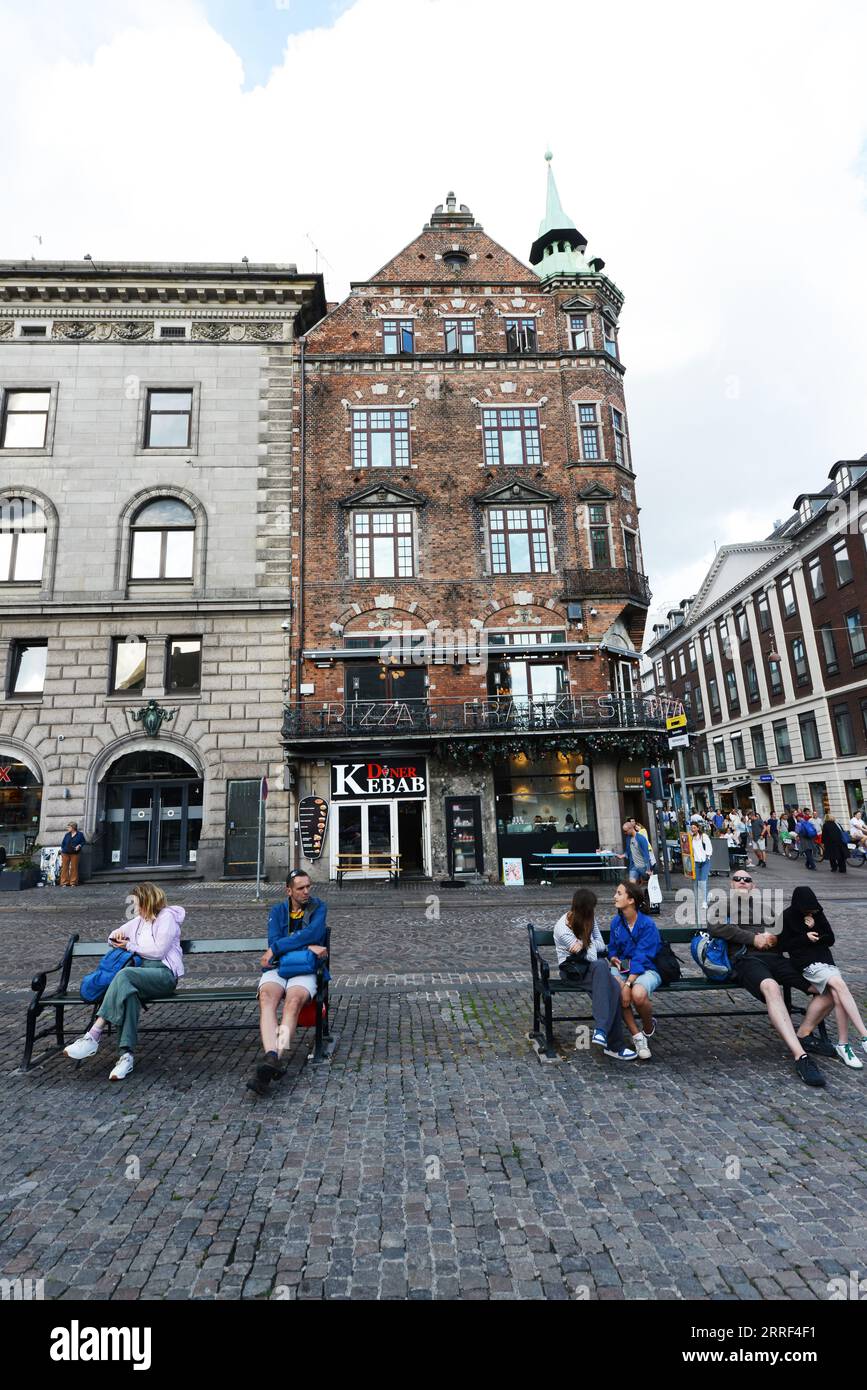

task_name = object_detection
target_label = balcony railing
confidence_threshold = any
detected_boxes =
[282,692,680,744]
[561,566,651,605]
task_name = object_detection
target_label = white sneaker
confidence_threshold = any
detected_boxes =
[633,1031,652,1060]
[835,1043,864,1070]
[64,1035,99,1060]
[109,1053,134,1081]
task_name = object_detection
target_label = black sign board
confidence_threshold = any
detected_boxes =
[298,796,329,861]
[331,758,428,800]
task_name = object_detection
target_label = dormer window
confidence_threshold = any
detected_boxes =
[442,251,468,268]
[799,498,812,524]
[836,466,852,494]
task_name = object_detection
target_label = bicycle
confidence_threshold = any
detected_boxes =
[846,841,867,868]
[782,834,825,864]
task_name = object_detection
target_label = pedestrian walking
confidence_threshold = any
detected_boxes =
[822,814,847,873]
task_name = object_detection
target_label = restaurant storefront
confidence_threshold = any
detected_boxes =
[329,755,429,880]
[494,751,597,875]
[0,758,43,855]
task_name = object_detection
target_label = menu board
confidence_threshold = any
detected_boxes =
[299,796,329,861]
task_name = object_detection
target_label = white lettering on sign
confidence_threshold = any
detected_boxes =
[332,761,427,798]
[332,763,368,797]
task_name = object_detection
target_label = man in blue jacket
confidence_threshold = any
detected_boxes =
[248,869,328,1096]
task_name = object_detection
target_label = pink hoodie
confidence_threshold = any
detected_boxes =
[112,906,186,978]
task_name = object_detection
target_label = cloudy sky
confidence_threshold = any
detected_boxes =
[2,0,866,626]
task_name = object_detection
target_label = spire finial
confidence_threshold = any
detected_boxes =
[544,149,553,162]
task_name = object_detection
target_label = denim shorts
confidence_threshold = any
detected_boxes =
[610,966,662,995]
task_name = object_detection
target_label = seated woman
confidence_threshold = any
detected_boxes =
[778,885,867,1070]
[608,881,663,1060]
[553,887,636,1061]
[64,882,184,1081]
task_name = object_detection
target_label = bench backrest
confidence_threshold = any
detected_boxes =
[527,923,697,953]
[68,928,331,958]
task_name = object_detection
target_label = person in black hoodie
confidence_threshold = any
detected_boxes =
[779,886,867,1070]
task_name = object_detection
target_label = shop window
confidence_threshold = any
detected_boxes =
[494,753,596,835]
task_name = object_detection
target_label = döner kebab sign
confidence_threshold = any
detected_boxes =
[331,758,428,800]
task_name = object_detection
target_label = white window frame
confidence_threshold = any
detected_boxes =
[610,405,630,470]
[569,314,591,351]
[574,401,601,462]
[678,649,686,676]
[582,501,613,568]
[14,320,53,340]
[621,523,643,574]
[155,320,192,341]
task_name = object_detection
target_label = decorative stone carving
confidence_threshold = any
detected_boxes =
[127,700,178,736]
[0,320,14,339]
[53,321,95,340]
[197,322,230,341]
[246,322,281,341]
[114,320,154,341]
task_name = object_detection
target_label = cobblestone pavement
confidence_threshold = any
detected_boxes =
[1,856,866,1300]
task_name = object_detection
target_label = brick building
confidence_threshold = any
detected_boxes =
[284,164,669,882]
[0,261,324,880]
[646,455,867,821]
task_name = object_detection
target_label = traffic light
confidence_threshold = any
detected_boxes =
[661,765,676,796]
[642,766,666,799]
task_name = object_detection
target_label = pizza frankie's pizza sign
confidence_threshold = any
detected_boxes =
[331,758,428,800]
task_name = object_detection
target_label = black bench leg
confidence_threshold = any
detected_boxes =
[542,994,557,1059]
[55,1005,65,1050]
[311,1001,325,1062]
[531,986,541,1038]
[22,1001,39,1071]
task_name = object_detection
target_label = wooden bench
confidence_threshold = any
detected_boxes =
[335,852,401,887]
[22,931,332,1072]
[527,923,817,1060]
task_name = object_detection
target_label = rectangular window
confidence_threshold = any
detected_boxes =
[603,321,618,358]
[669,656,676,682]
[846,609,867,664]
[352,409,411,469]
[745,660,759,700]
[611,408,629,468]
[750,725,768,766]
[702,630,713,661]
[757,593,771,631]
[158,324,188,340]
[780,577,796,617]
[791,637,808,685]
[809,781,829,816]
[834,704,856,756]
[581,425,600,459]
[731,733,746,769]
[725,669,739,710]
[819,624,839,675]
[145,389,193,448]
[443,318,475,354]
[166,637,202,693]
[623,529,639,572]
[688,641,697,670]
[655,661,663,686]
[736,610,749,642]
[482,408,541,467]
[768,658,783,695]
[799,711,821,760]
[845,778,864,816]
[683,689,693,716]
[353,511,414,579]
[719,619,729,650]
[714,739,727,773]
[504,318,537,353]
[780,782,798,809]
[382,319,414,355]
[111,638,147,693]
[694,686,704,720]
[808,555,825,599]
[8,639,47,696]
[773,719,793,764]
[833,538,853,586]
[1,390,51,448]
[708,676,721,714]
[489,507,550,574]
[678,648,686,676]
[569,315,588,350]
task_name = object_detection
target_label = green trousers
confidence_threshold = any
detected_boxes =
[99,963,177,1052]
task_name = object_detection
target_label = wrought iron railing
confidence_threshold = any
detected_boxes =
[561,566,652,605]
[282,693,680,742]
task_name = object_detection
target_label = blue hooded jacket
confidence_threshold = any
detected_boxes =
[608,909,662,976]
[266,895,330,983]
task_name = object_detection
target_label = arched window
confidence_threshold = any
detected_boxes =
[0,496,47,582]
[130,498,195,580]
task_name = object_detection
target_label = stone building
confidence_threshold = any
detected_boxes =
[0,260,324,880]
[646,453,867,820]
[283,164,670,883]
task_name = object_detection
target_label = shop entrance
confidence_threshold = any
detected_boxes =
[332,798,426,879]
[101,751,202,870]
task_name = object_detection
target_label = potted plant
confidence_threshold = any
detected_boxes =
[550,841,570,856]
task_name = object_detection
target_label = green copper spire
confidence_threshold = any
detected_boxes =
[529,152,598,282]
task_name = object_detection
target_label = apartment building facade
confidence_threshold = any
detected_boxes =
[283,168,671,883]
[647,455,867,820]
[0,261,324,879]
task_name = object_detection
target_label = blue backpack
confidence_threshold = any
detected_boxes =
[690,931,733,982]
[80,947,142,1003]
[799,820,818,839]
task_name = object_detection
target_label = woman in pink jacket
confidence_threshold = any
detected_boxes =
[64,882,185,1081]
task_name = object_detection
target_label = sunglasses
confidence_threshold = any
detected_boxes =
[732,875,753,883]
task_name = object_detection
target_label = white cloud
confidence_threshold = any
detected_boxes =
[2,0,867,626]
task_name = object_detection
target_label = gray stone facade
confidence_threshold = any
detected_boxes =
[0,262,324,880]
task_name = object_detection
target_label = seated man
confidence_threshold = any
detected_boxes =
[248,868,328,1096]
[708,870,834,1087]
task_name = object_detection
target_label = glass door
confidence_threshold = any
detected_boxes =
[126,786,154,865]
[334,802,397,878]
[157,785,184,864]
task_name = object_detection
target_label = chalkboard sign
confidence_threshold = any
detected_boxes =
[299,796,329,861]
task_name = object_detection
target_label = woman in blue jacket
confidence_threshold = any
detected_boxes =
[608,881,663,1060]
